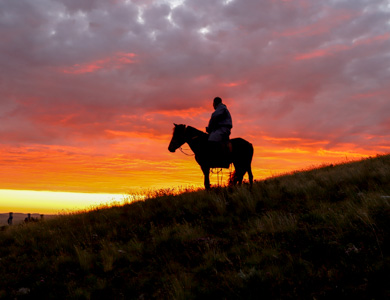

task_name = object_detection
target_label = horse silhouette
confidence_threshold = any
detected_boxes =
[168,124,254,189]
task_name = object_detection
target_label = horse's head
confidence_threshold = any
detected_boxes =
[168,123,187,152]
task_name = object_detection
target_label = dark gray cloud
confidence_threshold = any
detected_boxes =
[0,0,389,152]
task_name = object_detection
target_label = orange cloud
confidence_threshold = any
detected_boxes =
[61,52,136,74]
[148,107,208,119]
[262,135,329,148]
[220,81,246,87]
[0,140,183,194]
[0,130,382,214]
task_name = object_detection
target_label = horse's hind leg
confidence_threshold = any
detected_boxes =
[233,164,253,187]
[246,166,253,190]
[248,165,253,187]
[234,167,245,185]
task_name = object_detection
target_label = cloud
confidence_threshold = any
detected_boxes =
[1,0,390,192]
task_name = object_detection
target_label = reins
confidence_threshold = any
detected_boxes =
[179,147,195,156]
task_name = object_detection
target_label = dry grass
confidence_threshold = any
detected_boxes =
[0,155,389,299]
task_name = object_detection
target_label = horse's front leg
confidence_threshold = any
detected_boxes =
[201,165,210,190]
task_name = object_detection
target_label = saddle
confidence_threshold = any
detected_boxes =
[208,141,232,168]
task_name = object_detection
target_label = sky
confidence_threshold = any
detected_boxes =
[1,0,390,213]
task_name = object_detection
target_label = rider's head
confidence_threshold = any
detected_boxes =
[213,97,222,109]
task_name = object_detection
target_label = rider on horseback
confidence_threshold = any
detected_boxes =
[206,97,232,167]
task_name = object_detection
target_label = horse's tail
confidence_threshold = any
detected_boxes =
[247,143,254,187]
[229,139,254,187]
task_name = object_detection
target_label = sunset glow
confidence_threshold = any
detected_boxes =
[1,0,389,214]
[0,190,125,214]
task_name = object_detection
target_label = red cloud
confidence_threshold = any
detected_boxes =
[220,81,246,87]
[277,10,357,38]
[61,52,137,74]
[353,33,390,46]
[295,33,390,61]
[295,44,350,60]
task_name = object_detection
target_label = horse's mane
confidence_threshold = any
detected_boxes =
[186,125,208,138]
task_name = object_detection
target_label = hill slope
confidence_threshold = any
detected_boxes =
[0,155,389,299]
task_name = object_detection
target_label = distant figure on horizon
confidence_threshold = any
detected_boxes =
[206,97,233,167]
[24,213,36,223]
[7,212,13,225]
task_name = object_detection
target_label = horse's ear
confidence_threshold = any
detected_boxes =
[173,123,177,127]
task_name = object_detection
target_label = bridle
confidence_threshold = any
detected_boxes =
[179,126,198,156]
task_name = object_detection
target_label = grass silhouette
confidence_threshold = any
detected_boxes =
[0,155,389,299]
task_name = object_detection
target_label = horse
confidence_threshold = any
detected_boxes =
[168,124,254,190]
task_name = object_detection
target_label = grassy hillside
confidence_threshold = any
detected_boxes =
[0,155,389,299]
